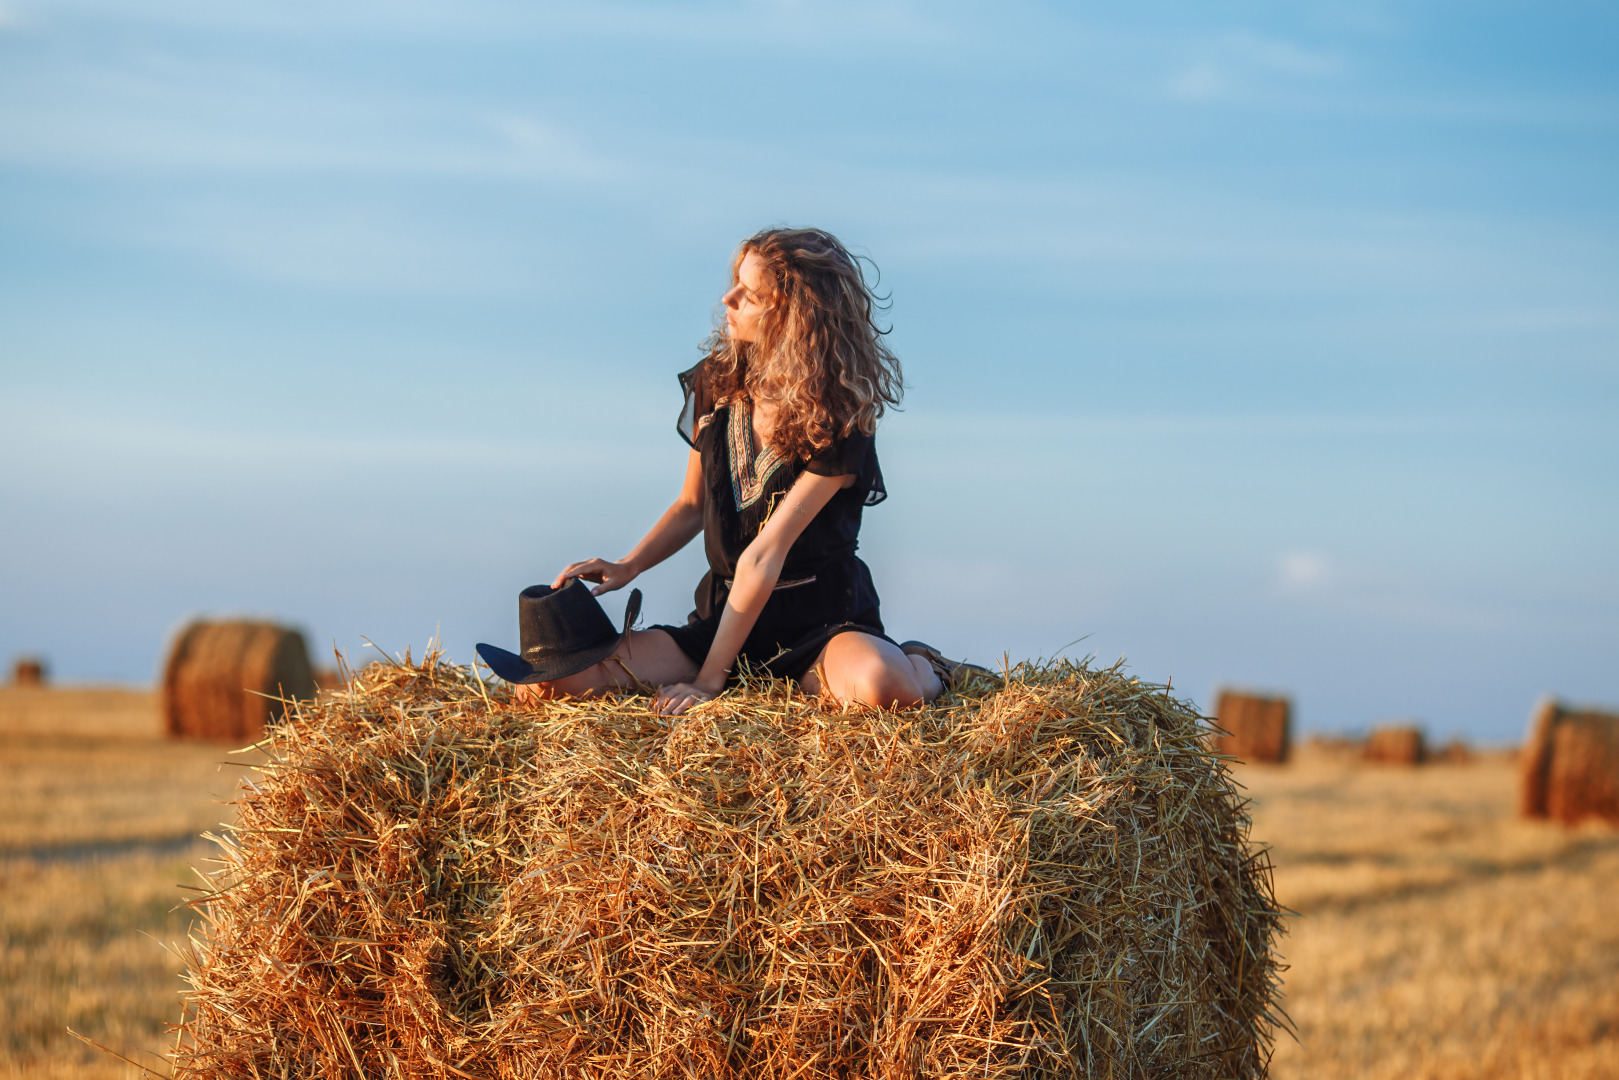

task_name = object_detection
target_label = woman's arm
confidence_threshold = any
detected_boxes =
[554,449,705,596]
[654,469,850,715]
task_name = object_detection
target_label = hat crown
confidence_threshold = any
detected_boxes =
[476,580,640,685]
[519,580,617,662]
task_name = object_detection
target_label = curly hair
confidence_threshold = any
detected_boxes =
[701,227,904,462]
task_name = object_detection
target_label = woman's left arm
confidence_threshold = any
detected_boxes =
[654,470,851,715]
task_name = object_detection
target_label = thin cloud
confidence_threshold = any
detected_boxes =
[1272,551,1514,632]
[1277,550,1338,592]
[1166,30,1346,103]
[17,0,955,49]
[128,200,559,293]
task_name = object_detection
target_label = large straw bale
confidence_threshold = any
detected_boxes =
[1211,690,1290,764]
[163,620,316,741]
[173,651,1285,1080]
[1362,724,1425,765]
[1521,699,1619,825]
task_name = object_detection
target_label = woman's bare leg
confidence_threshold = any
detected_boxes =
[798,631,943,708]
[513,628,699,702]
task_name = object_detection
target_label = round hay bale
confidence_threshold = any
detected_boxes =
[1520,698,1561,817]
[1211,689,1291,764]
[1362,724,1425,765]
[1522,700,1619,825]
[163,620,316,742]
[174,653,1285,1080]
[10,656,47,687]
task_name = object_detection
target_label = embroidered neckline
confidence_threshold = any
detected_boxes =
[727,402,792,510]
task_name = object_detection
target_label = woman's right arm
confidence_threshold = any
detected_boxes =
[553,448,705,596]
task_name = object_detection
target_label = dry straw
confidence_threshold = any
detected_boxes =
[173,649,1285,1079]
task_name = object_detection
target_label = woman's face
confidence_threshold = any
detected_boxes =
[722,250,771,344]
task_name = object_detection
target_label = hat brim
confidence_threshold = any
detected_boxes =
[477,588,642,686]
[476,639,622,685]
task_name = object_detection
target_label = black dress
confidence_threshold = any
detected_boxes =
[652,359,895,681]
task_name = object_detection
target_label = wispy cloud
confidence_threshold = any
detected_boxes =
[1277,550,1339,592]
[1272,550,1514,632]
[1166,31,1346,103]
[16,0,955,49]
[0,82,624,181]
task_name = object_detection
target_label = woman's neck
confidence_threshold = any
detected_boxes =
[748,394,779,454]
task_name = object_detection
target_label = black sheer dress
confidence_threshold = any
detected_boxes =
[651,358,895,680]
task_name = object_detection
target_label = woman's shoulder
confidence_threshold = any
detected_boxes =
[803,423,886,505]
[676,357,721,447]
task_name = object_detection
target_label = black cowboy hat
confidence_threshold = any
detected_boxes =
[476,579,642,685]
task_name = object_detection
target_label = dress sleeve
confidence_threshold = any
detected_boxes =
[675,360,712,448]
[804,428,887,507]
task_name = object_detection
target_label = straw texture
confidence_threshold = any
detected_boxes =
[164,621,316,741]
[1211,692,1290,765]
[174,650,1285,1079]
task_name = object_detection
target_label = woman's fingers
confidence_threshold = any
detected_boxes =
[653,682,714,716]
[553,559,610,589]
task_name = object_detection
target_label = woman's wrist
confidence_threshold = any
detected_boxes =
[693,668,728,696]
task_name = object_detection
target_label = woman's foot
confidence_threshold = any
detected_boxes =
[898,641,999,695]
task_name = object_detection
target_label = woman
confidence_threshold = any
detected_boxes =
[527,227,979,716]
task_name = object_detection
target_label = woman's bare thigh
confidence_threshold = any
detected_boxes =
[518,628,699,700]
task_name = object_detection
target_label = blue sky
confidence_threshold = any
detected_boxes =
[2,0,1615,740]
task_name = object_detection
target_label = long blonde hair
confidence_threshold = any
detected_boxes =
[702,227,904,461]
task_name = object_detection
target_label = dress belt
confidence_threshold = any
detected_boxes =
[722,575,817,591]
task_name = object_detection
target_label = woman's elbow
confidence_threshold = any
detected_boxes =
[736,547,783,583]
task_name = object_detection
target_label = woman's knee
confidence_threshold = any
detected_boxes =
[822,638,926,709]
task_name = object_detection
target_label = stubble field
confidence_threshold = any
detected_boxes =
[0,685,1615,1078]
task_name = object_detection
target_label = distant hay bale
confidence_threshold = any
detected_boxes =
[10,656,47,687]
[1362,724,1425,766]
[1520,699,1619,826]
[173,652,1285,1080]
[1520,699,1560,817]
[1211,690,1291,764]
[1429,738,1474,765]
[163,620,316,741]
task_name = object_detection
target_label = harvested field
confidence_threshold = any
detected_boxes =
[4,682,1618,1080]
[0,685,162,739]
[0,688,260,1080]
[1249,748,1619,1080]
[175,654,1284,1080]
[2,846,212,1080]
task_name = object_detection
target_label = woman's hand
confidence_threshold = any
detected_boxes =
[553,558,637,596]
[653,679,724,717]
